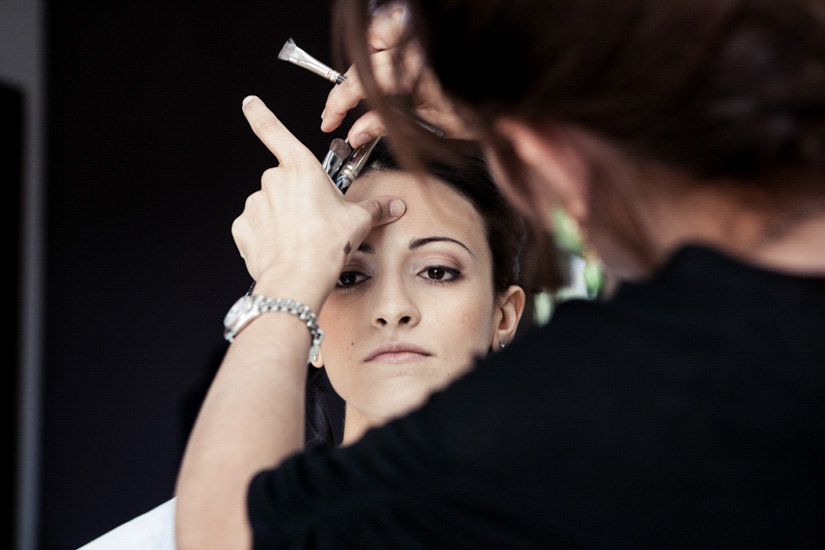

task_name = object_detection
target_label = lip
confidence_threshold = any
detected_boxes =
[364,341,432,363]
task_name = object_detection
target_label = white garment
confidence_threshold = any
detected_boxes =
[78,497,176,550]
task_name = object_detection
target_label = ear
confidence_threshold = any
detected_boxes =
[310,348,325,368]
[494,117,590,225]
[492,285,526,350]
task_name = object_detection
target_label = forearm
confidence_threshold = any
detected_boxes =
[173,95,404,549]
[175,312,310,550]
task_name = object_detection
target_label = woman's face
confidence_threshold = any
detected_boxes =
[317,170,508,432]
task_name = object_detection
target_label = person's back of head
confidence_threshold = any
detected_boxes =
[366,0,825,182]
[337,0,825,277]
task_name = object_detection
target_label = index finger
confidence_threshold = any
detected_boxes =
[242,95,314,164]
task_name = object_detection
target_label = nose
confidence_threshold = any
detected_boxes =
[371,276,420,329]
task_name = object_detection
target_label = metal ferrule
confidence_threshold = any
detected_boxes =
[288,49,344,84]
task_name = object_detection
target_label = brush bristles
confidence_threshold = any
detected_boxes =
[278,38,296,61]
[330,138,352,159]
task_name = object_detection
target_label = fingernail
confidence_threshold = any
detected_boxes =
[351,132,373,148]
[389,199,405,218]
[242,95,256,106]
[320,108,326,120]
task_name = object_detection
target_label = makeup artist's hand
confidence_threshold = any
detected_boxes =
[320,9,474,148]
[177,96,404,550]
[234,96,405,311]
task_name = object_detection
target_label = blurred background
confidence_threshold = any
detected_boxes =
[4,1,348,548]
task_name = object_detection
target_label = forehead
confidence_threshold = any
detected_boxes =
[345,170,488,250]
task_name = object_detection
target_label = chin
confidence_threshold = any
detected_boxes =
[372,386,435,420]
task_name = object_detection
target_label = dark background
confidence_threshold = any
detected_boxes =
[36,1,346,547]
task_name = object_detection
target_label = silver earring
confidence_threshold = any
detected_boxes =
[499,341,506,350]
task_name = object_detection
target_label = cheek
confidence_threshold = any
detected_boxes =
[318,302,362,364]
[431,290,497,355]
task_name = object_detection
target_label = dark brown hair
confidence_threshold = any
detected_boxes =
[335,0,825,185]
[331,0,825,275]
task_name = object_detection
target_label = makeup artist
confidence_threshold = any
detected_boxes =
[175,1,825,548]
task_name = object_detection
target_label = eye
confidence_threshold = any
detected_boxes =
[419,266,461,283]
[336,271,369,288]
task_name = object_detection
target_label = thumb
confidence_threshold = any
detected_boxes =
[359,195,406,228]
[347,110,387,149]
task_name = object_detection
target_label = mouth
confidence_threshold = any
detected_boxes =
[364,341,432,363]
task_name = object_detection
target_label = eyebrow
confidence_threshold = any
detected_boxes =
[354,237,475,257]
[410,236,475,257]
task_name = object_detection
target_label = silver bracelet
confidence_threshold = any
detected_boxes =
[223,294,324,364]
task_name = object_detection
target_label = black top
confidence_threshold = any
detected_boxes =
[248,246,825,548]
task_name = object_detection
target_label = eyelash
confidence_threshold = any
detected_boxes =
[418,266,462,284]
[334,265,463,291]
[336,271,369,291]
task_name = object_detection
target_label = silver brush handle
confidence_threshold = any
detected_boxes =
[280,40,444,138]
[293,57,344,84]
[335,138,381,192]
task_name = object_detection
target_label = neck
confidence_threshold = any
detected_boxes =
[340,403,386,446]
[594,170,825,279]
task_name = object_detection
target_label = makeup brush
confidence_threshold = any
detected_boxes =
[334,137,381,193]
[278,38,345,84]
[278,38,446,139]
[322,138,352,178]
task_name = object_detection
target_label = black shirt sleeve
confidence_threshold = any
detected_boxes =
[247,247,825,548]
[247,318,566,549]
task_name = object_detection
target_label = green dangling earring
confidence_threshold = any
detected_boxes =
[582,254,604,298]
[551,206,604,299]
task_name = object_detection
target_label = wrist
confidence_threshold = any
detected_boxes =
[251,269,334,314]
[223,294,324,363]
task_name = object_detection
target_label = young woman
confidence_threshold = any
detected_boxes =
[80,143,532,549]
[308,143,528,447]
[177,1,825,548]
